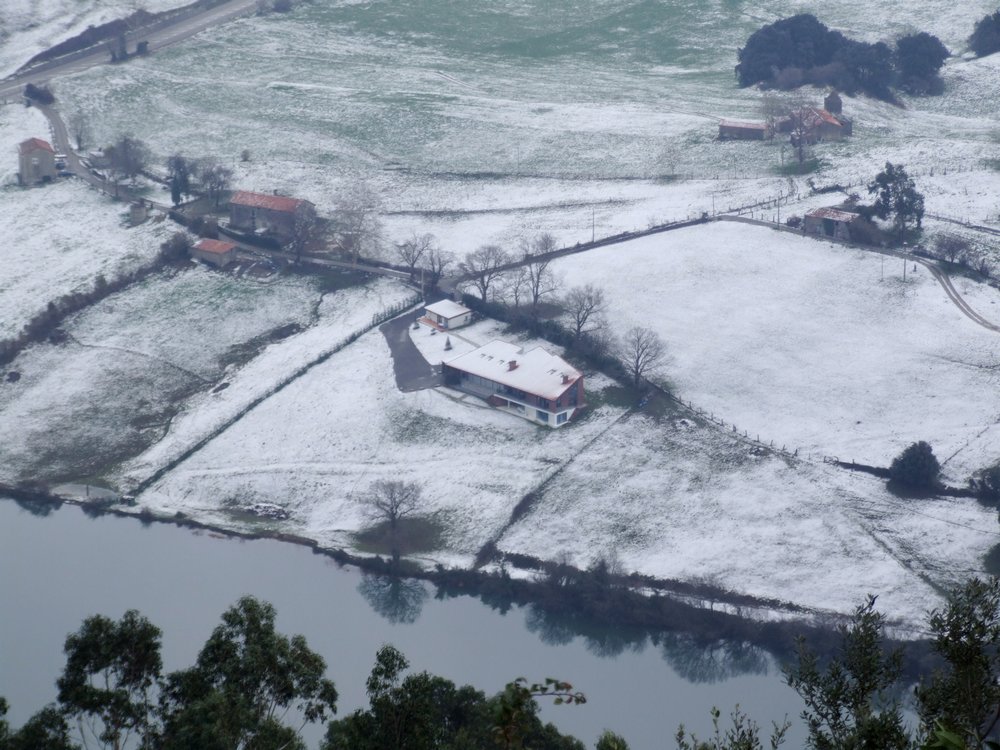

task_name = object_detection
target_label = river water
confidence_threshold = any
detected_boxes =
[0,498,807,748]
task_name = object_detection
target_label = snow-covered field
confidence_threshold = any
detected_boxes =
[2,0,1000,626]
[0,265,328,482]
[498,412,998,629]
[43,0,1000,258]
[0,105,172,339]
[552,221,1000,482]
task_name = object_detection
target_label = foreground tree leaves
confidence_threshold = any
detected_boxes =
[159,596,337,750]
[56,609,162,750]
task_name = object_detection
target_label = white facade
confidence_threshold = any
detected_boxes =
[423,299,473,330]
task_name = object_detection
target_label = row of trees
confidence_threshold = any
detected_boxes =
[0,596,586,750]
[164,154,232,208]
[2,576,1000,750]
[737,14,949,99]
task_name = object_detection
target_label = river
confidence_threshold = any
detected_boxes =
[0,498,807,748]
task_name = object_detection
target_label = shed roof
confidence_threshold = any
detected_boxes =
[425,299,471,319]
[445,340,582,401]
[806,207,859,222]
[230,191,310,214]
[194,238,238,254]
[18,137,54,155]
[719,120,768,130]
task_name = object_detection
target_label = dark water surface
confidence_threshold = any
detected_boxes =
[0,499,806,748]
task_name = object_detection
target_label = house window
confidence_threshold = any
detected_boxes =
[557,412,568,424]
[538,398,550,409]
[536,410,549,423]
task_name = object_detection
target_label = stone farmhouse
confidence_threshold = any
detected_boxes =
[228,191,315,241]
[443,340,585,427]
[17,137,56,185]
[718,119,771,141]
[804,207,861,241]
[420,299,473,330]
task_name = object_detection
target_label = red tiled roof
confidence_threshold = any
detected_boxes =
[18,137,54,155]
[194,238,237,254]
[230,191,310,214]
[806,207,859,222]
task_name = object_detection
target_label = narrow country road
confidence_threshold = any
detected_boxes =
[0,0,261,100]
[380,310,442,392]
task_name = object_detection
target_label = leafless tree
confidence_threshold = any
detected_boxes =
[935,234,969,264]
[500,264,530,308]
[289,205,324,261]
[422,246,454,290]
[460,244,510,301]
[363,480,423,561]
[396,232,437,277]
[564,284,607,338]
[518,233,561,311]
[71,114,91,151]
[198,159,233,209]
[364,480,422,531]
[106,135,150,198]
[335,182,384,263]
[618,326,665,388]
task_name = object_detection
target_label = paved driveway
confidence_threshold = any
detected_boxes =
[380,310,442,392]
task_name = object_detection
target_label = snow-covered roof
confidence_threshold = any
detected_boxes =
[444,340,582,401]
[719,120,767,130]
[806,207,859,222]
[193,238,237,254]
[425,299,471,319]
[18,137,53,155]
[230,191,311,214]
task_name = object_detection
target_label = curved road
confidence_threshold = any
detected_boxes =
[0,0,260,100]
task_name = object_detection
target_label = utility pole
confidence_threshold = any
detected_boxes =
[591,208,595,243]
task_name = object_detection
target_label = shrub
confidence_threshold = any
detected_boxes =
[889,441,940,489]
[970,10,1000,58]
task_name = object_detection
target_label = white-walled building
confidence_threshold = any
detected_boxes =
[421,299,473,330]
[442,340,585,427]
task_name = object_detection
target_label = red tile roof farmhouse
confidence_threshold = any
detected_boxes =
[230,191,308,214]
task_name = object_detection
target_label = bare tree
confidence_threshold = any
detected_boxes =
[289,205,324,261]
[618,326,665,388]
[460,244,510,301]
[198,160,233,209]
[71,115,91,151]
[935,234,969,264]
[335,182,384,263]
[362,480,423,562]
[396,232,437,277]
[518,233,561,312]
[500,264,530,308]
[106,135,150,198]
[564,284,607,338]
[422,246,454,290]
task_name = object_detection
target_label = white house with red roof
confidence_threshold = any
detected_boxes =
[228,190,316,240]
[191,238,238,268]
[17,137,56,185]
[420,299,473,330]
[442,340,585,427]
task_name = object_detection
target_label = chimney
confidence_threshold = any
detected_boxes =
[561,373,570,384]
[508,360,518,371]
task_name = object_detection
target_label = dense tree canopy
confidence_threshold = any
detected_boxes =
[867,162,925,241]
[737,14,947,100]
[970,10,1000,57]
[888,440,940,489]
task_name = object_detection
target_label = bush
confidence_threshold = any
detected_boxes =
[970,10,1000,57]
[889,441,940,489]
[24,83,55,105]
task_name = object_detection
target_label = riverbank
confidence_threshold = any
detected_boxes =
[1,484,932,672]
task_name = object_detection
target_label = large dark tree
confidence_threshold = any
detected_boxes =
[56,610,162,750]
[736,14,844,87]
[888,441,940,489]
[895,32,949,93]
[867,162,925,241]
[917,577,1000,748]
[970,10,1000,58]
[785,596,911,750]
[160,596,337,750]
